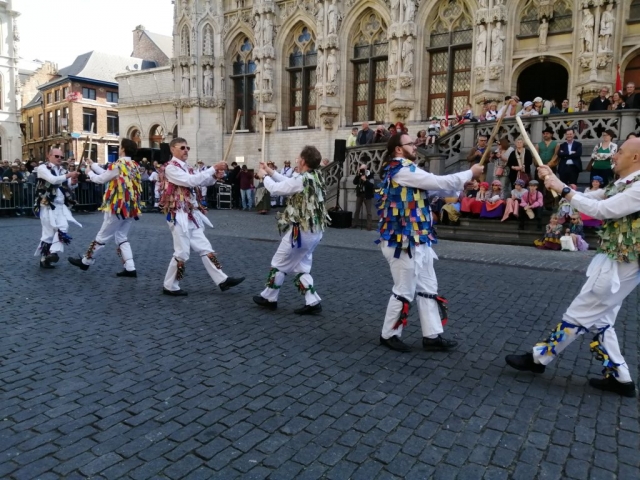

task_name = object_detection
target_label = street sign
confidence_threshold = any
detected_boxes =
[70,132,82,139]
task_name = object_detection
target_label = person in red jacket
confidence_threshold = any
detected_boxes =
[238,165,254,210]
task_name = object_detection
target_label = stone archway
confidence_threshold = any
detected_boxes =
[624,54,640,94]
[517,62,568,105]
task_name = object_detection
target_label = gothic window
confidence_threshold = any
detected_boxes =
[181,25,191,56]
[287,26,317,128]
[519,1,539,37]
[426,1,472,117]
[203,24,214,56]
[231,38,257,132]
[351,12,388,123]
[549,0,572,33]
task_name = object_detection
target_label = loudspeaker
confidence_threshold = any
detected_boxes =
[333,139,347,164]
[328,209,352,228]
[159,143,171,164]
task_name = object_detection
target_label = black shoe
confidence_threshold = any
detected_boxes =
[162,288,188,296]
[39,260,55,269]
[68,256,89,271]
[116,269,137,277]
[294,303,322,315]
[219,276,245,292]
[505,352,546,373]
[46,253,59,263]
[589,377,637,398]
[423,335,458,351]
[253,295,277,310]
[380,335,412,352]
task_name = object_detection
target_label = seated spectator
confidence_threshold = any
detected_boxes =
[460,180,479,216]
[427,118,441,144]
[415,129,427,147]
[579,177,604,228]
[430,189,462,225]
[532,96,543,114]
[480,180,505,218]
[626,132,638,140]
[587,129,616,185]
[507,137,533,189]
[563,215,589,251]
[517,101,539,117]
[556,183,577,224]
[467,134,489,181]
[439,119,449,136]
[493,137,513,192]
[501,179,526,221]
[534,214,563,250]
[460,104,474,122]
[482,101,498,121]
[559,99,574,113]
[518,180,543,231]
[469,181,490,216]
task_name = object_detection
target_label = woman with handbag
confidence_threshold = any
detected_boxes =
[492,137,513,193]
[507,137,533,190]
[585,129,617,186]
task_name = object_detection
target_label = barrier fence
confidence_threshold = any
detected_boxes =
[0,181,232,216]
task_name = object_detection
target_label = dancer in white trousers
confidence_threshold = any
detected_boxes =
[506,139,640,398]
[34,148,81,269]
[161,137,244,296]
[68,139,142,277]
[253,146,330,314]
[377,134,483,352]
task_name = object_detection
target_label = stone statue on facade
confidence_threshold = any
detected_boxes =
[181,66,190,95]
[316,50,325,81]
[402,36,414,74]
[253,15,262,47]
[203,65,213,96]
[203,24,213,56]
[316,3,324,29]
[262,59,273,91]
[327,49,339,83]
[478,0,487,8]
[491,21,505,63]
[475,24,487,67]
[263,16,274,47]
[181,0,189,16]
[599,3,614,53]
[328,0,338,35]
[389,40,398,75]
[404,0,416,23]
[539,17,548,48]
[391,0,400,24]
[580,8,594,54]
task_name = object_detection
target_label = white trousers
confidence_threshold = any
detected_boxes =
[163,221,228,291]
[36,204,80,256]
[260,230,322,306]
[81,213,135,271]
[381,243,443,340]
[533,254,639,383]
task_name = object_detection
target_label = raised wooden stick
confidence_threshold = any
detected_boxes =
[261,115,266,164]
[515,116,558,197]
[479,107,507,166]
[222,109,242,163]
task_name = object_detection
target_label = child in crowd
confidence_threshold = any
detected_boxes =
[461,104,474,122]
[501,178,526,221]
[519,179,543,230]
[460,180,479,216]
[580,176,604,228]
[470,181,490,216]
[563,214,589,251]
[534,214,563,250]
[480,180,505,218]
[439,119,449,136]
[556,183,576,224]
[427,118,440,145]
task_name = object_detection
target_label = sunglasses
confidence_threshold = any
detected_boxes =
[53,155,64,159]
[179,146,191,151]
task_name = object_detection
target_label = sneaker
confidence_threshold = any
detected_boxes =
[294,303,322,315]
[380,335,411,352]
[253,295,277,310]
[68,256,89,271]
[588,376,637,398]
[423,335,458,351]
[219,276,245,292]
[505,352,546,373]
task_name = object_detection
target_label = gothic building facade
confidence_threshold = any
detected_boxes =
[0,0,22,162]
[117,0,640,166]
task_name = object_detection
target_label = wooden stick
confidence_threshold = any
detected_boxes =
[222,109,242,163]
[261,115,266,164]
[515,116,558,197]
[79,122,95,169]
[479,107,507,167]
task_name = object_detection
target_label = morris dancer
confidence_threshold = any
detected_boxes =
[68,139,141,277]
[253,146,329,314]
[161,137,244,296]
[506,138,640,398]
[378,133,483,352]
[34,148,81,269]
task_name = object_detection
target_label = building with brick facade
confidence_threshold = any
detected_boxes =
[21,51,148,163]
[0,0,22,162]
[116,0,640,168]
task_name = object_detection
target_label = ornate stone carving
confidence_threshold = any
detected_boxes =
[475,66,486,79]
[203,65,213,97]
[490,21,505,64]
[596,51,613,69]
[491,0,507,22]
[579,54,593,69]
[401,36,414,74]
[181,65,190,96]
[279,0,315,22]
[327,49,339,83]
[538,0,554,20]
[598,3,614,53]
[328,0,338,34]
[538,18,548,50]
[203,24,213,55]
[580,7,594,54]
[262,58,273,91]
[488,62,503,80]
[475,24,487,68]
[390,0,400,24]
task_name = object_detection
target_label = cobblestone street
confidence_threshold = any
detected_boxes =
[0,211,638,480]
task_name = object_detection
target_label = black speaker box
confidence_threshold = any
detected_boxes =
[159,143,171,164]
[328,209,352,228]
[334,139,347,164]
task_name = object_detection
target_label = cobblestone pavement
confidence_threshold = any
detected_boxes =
[0,211,637,480]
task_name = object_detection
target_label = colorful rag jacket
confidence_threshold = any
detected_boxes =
[597,173,640,263]
[277,170,330,235]
[376,158,437,257]
[100,158,142,219]
[34,163,73,216]
[160,160,206,223]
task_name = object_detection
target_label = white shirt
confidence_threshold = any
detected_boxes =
[36,163,72,205]
[391,157,473,192]
[148,171,159,182]
[570,169,640,220]
[264,170,304,196]
[280,166,293,178]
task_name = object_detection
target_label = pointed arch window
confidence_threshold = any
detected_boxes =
[181,25,191,56]
[351,12,388,123]
[549,0,572,33]
[519,1,539,37]
[287,26,317,128]
[426,1,472,117]
[231,38,257,132]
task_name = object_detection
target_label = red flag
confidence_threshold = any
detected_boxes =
[616,64,622,92]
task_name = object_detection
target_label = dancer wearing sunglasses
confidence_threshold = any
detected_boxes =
[34,148,81,269]
[161,138,244,296]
